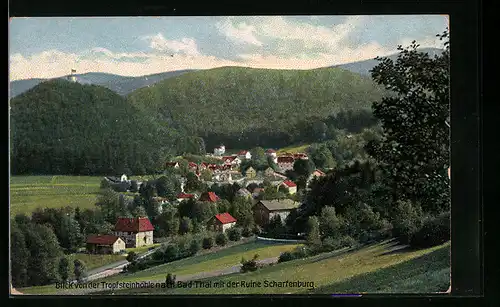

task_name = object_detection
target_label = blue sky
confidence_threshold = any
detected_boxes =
[9,15,448,80]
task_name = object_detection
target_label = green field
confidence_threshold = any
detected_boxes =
[10,176,102,216]
[116,240,450,294]
[101,241,301,283]
[276,144,310,154]
[126,244,161,255]
[69,253,127,271]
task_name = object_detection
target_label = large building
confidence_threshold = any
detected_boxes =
[280,180,297,195]
[214,145,226,156]
[86,235,126,254]
[277,156,295,171]
[114,217,154,248]
[253,199,300,226]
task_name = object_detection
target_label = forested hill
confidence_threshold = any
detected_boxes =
[127,66,388,149]
[10,79,178,175]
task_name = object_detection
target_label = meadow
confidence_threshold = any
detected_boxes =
[10,176,102,216]
[113,240,450,295]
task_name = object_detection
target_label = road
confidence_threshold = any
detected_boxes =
[71,247,161,284]
[55,256,279,295]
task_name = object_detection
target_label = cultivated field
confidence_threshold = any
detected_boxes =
[9,176,102,216]
[115,240,450,294]
[276,144,310,155]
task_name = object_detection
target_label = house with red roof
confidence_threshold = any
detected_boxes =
[198,191,220,202]
[277,156,295,171]
[222,156,241,166]
[312,169,326,177]
[237,150,252,160]
[113,217,154,248]
[209,213,237,233]
[86,234,125,254]
[188,162,198,171]
[280,180,297,195]
[265,149,277,156]
[199,162,209,170]
[293,153,309,160]
[177,192,195,202]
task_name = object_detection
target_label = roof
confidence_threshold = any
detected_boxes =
[87,234,121,245]
[313,169,326,176]
[236,188,252,196]
[177,192,195,199]
[266,149,276,153]
[166,162,179,166]
[257,199,299,211]
[222,156,237,162]
[277,156,295,163]
[238,150,249,155]
[282,180,297,187]
[188,162,197,167]
[214,213,237,224]
[199,191,220,202]
[114,217,154,232]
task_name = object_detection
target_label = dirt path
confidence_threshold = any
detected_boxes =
[52,257,279,295]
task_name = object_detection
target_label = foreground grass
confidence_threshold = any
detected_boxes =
[126,244,161,255]
[10,176,101,216]
[68,253,127,271]
[100,241,300,283]
[118,240,450,294]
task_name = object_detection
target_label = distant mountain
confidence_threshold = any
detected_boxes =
[9,70,196,98]
[333,48,443,76]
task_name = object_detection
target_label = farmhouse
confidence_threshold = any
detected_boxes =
[238,150,252,160]
[312,169,326,177]
[86,235,126,254]
[265,149,277,157]
[277,156,295,171]
[209,212,237,233]
[177,192,195,202]
[245,166,257,178]
[188,162,198,171]
[199,191,220,202]
[114,217,154,248]
[222,156,241,167]
[253,199,299,226]
[280,180,297,195]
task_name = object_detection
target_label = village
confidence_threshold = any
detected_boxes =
[85,145,327,256]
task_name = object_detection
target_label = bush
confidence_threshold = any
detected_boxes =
[202,236,214,249]
[391,200,424,244]
[215,232,228,246]
[227,227,242,242]
[242,227,253,237]
[252,225,262,235]
[410,212,450,248]
[240,254,260,273]
[188,238,202,256]
[163,244,179,262]
[278,251,295,263]
[126,251,138,263]
[151,249,164,261]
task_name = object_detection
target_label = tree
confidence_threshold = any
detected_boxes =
[58,257,70,283]
[319,206,345,240]
[179,216,193,234]
[306,216,321,246]
[132,206,148,218]
[229,196,254,228]
[202,236,214,249]
[10,220,29,287]
[367,30,450,214]
[126,251,138,263]
[157,206,180,237]
[215,232,228,246]
[227,227,242,241]
[185,172,202,192]
[293,159,315,178]
[155,175,181,200]
[96,188,128,224]
[309,144,336,170]
[73,259,87,283]
[163,244,180,262]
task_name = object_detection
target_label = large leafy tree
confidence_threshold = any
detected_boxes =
[366,30,450,214]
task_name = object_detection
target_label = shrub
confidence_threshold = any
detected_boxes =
[242,226,253,237]
[278,251,295,263]
[165,273,176,287]
[252,225,262,235]
[163,244,179,262]
[410,212,450,248]
[391,200,424,244]
[215,232,228,246]
[202,236,214,249]
[227,227,242,242]
[240,254,260,273]
[151,249,164,261]
[126,251,138,263]
[188,238,202,256]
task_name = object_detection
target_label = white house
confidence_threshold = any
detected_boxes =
[120,174,128,182]
[238,150,252,160]
[214,145,226,156]
[280,180,297,195]
[113,217,154,248]
[209,213,237,233]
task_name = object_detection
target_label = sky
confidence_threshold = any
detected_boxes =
[9,15,448,81]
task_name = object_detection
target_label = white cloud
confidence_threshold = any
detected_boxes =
[9,49,239,80]
[216,18,263,46]
[143,33,201,56]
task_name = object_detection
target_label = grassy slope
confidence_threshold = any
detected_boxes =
[102,241,300,283]
[10,176,101,216]
[127,67,387,135]
[276,144,311,154]
[119,240,450,294]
